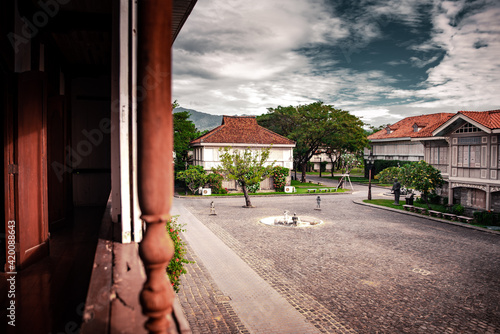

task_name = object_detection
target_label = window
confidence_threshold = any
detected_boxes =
[430,146,448,165]
[456,145,480,167]
[455,123,481,133]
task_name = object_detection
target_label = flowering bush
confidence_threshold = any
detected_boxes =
[271,166,289,192]
[166,216,193,293]
[207,170,226,194]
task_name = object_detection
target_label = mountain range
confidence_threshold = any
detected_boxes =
[173,107,223,132]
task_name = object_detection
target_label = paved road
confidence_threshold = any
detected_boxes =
[175,179,500,333]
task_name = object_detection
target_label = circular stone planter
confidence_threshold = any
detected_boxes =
[259,216,324,227]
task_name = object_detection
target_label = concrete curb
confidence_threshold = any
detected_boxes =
[353,199,500,236]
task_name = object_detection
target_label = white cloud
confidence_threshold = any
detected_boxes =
[392,1,500,112]
[173,0,500,126]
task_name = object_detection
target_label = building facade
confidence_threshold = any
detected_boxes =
[429,111,500,211]
[368,110,500,212]
[190,116,296,191]
[367,113,454,162]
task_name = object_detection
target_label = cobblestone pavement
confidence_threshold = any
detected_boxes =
[176,182,500,333]
[177,243,249,334]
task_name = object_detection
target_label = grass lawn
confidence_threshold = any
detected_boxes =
[363,199,493,229]
[291,180,347,193]
[319,175,392,187]
[363,199,447,212]
[191,180,348,197]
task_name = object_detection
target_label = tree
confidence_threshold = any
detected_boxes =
[215,147,274,207]
[258,102,335,182]
[258,101,367,182]
[174,110,200,171]
[365,124,385,136]
[376,161,444,208]
[175,165,207,194]
[401,161,444,208]
[323,109,368,175]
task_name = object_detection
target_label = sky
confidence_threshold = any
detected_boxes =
[172,0,500,127]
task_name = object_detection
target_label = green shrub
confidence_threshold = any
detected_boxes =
[428,193,441,204]
[365,159,408,178]
[451,204,465,215]
[166,216,194,293]
[176,165,207,194]
[473,211,500,226]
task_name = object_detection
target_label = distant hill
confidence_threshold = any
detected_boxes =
[173,107,222,132]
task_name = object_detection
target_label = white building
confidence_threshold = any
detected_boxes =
[190,116,296,190]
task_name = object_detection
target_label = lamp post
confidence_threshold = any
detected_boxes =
[184,161,188,195]
[367,152,375,200]
[319,156,322,177]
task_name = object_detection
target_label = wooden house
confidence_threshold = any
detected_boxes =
[368,110,500,213]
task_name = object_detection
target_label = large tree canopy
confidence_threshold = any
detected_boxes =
[257,101,367,182]
[322,108,368,175]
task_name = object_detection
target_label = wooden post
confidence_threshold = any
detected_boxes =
[137,0,174,333]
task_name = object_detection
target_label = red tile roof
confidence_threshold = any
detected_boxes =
[190,116,296,146]
[368,113,455,140]
[458,110,500,129]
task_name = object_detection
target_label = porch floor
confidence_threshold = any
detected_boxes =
[0,206,103,334]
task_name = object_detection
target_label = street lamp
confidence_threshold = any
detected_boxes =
[184,161,188,195]
[367,152,375,200]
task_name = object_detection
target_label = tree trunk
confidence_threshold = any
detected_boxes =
[301,162,307,183]
[422,192,431,209]
[242,184,252,207]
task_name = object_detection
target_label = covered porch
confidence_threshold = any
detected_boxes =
[2,0,197,332]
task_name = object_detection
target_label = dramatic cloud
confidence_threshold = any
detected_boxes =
[173,0,500,126]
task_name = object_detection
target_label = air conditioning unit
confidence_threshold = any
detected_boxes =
[202,188,211,196]
[284,186,295,193]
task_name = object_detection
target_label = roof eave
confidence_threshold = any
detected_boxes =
[369,137,412,143]
[411,136,447,142]
[190,142,296,148]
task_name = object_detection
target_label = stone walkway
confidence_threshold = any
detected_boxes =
[172,201,352,333]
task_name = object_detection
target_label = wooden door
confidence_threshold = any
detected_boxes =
[14,71,49,269]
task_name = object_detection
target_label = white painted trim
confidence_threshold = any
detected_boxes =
[130,0,142,243]
[369,137,412,143]
[449,176,500,186]
[411,136,446,141]
[192,142,295,148]
[118,0,131,243]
